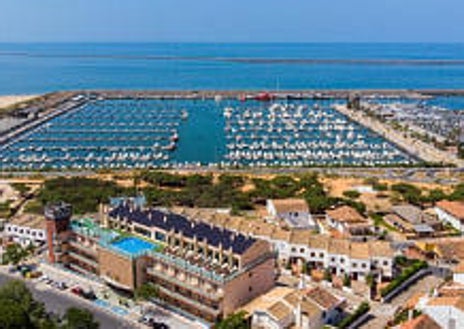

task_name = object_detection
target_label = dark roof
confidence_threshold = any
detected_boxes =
[108,203,256,255]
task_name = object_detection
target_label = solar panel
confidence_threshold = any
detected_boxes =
[108,204,256,254]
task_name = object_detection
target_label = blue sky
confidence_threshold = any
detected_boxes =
[0,0,462,42]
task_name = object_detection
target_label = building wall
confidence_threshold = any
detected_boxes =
[99,248,135,290]
[4,224,46,247]
[435,207,463,232]
[300,310,324,329]
[241,239,273,267]
[266,201,278,218]
[268,237,393,280]
[279,211,314,229]
[252,312,283,329]
[223,257,275,316]
[454,273,464,285]
[349,258,370,280]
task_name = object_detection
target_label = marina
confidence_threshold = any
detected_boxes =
[0,96,423,169]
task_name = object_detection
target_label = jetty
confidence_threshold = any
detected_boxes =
[332,104,464,167]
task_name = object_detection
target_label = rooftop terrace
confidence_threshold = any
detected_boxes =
[108,203,257,255]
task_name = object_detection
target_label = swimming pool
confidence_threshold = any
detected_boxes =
[110,237,157,256]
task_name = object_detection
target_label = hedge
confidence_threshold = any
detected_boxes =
[338,302,370,328]
[380,260,428,297]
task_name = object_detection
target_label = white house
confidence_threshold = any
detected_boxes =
[435,200,464,233]
[267,199,316,230]
[453,262,464,285]
[418,296,464,329]
[242,286,342,329]
[4,214,47,247]
[326,206,372,237]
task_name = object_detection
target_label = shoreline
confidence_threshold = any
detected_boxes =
[0,95,38,110]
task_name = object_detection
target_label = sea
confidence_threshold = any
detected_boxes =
[1,43,464,94]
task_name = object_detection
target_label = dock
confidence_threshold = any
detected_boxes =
[332,104,464,167]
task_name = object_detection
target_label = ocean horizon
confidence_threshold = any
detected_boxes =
[1,42,464,94]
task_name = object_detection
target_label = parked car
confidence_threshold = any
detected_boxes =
[82,290,97,301]
[152,322,169,329]
[55,282,68,290]
[139,313,156,326]
[71,286,84,296]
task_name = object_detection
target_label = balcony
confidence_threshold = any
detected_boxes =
[68,262,98,276]
[157,285,221,317]
[147,250,227,283]
[69,240,98,256]
[147,267,224,301]
[68,251,98,268]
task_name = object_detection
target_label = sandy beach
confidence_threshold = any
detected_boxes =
[0,95,38,110]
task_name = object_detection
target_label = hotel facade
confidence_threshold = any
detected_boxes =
[45,199,276,323]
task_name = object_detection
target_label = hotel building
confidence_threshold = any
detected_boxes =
[45,199,276,323]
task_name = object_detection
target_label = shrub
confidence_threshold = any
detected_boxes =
[343,190,361,199]
[380,260,428,297]
[337,302,370,328]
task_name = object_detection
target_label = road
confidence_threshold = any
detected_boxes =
[0,273,134,329]
[359,274,443,329]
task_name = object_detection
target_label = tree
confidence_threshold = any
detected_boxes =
[0,280,99,329]
[134,283,159,301]
[365,273,374,288]
[343,190,361,199]
[62,308,99,329]
[216,311,249,329]
[324,268,333,282]
[2,243,29,265]
[343,274,351,288]
[0,302,31,329]
[0,280,43,328]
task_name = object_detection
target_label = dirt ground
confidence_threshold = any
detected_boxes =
[0,95,38,111]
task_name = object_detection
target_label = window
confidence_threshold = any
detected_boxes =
[291,247,296,252]
[248,286,253,292]
[383,261,389,266]
[310,252,316,257]
[249,272,253,278]
[331,257,335,262]
[352,263,357,268]
[300,248,305,253]
[361,263,367,269]
[340,258,345,263]
[319,253,324,258]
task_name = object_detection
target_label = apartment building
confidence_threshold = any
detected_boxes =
[46,199,276,324]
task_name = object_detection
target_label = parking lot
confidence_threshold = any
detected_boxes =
[1,264,205,329]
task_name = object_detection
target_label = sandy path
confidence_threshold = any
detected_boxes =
[0,95,38,109]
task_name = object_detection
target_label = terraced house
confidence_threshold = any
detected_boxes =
[46,199,276,324]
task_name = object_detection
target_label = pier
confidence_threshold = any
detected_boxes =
[333,104,464,167]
